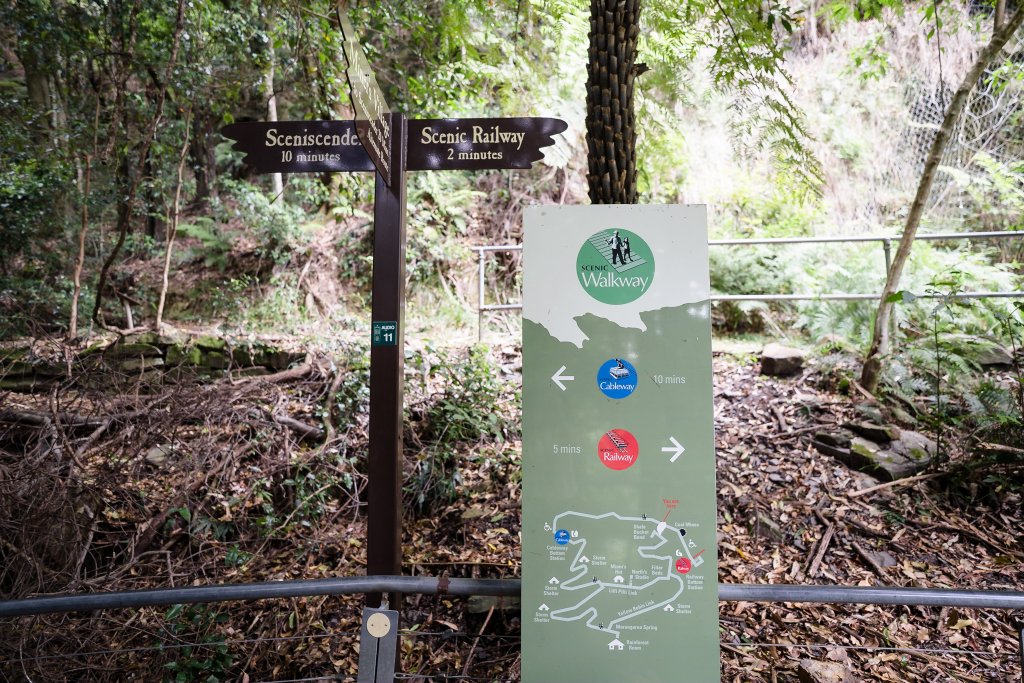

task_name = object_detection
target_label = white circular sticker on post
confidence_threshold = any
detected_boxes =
[366,612,392,638]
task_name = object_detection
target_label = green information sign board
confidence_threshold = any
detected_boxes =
[522,205,719,682]
[372,321,398,347]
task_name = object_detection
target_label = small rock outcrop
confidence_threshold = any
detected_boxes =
[760,343,805,377]
[0,333,304,393]
[812,425,935,482]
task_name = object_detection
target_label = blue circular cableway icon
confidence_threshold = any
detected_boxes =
[554,529,570,545]
[597,358,638,399]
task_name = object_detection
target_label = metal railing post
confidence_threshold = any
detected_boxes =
[881,238,895,341]
[1019,624,1023,683]
[477,248,486,342]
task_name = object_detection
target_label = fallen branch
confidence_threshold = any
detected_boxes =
[322,365,346,443]
[75,418,112,458]
[852,541,888,578]
[0,410,107,429]
[770,405,789,432]
[848,472,941,498]
[917,521,1024,560]
[806,523,834,579]
[261,409,325,442]
[232,362,312,385]
[461,603,495,677]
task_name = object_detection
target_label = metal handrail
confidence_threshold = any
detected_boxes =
[708,229,1024,246]
[3,577,1022,676]
[3,576,1024,618]
[474,230,1024,338]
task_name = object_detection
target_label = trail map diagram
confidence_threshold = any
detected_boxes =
[538,508,706,644]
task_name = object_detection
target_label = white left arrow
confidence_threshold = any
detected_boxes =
[661,437,686,462]
[551,365,575,391]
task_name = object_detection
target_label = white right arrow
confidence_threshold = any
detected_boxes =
[661,437,686,462]
[551,365,575,391]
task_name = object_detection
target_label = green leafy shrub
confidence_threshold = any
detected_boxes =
[798,241,1018,347]
[176,216,233,271]
[716,185,823,239]
[0,156,69,266]
[405,172,478,286]
[405,344,510,511]
[710,245,800,332]
[214,178,310,265]
[161,604,233,682]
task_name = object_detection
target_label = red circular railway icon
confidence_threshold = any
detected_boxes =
[598,429,639,471]
[675,558,692,574]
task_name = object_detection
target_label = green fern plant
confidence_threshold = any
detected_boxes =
[176,217,232,271]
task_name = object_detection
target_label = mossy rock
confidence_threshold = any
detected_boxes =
[0,346,30,363]
[201,350,230,370]
[194,335,228,352]
[78,341,109,358]
[118,357,165,372]
[105,343,162,359]
[262,350,304,370]
[167,344,202,366]
[129,329,186,347]
[1,360,65,377]
[233,366,271,377]
[0,376,54,392]
[231,344,258,367]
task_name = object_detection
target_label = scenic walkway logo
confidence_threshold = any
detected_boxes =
[576,229,655,305]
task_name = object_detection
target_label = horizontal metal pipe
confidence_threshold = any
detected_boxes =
[709,230,1024,246]
[480,304,524,311]
[712,291,1024,302]
[4,579,1024,618]
[0,576,517,618]
[719,584,1024,610]
[475,289,1023,313]
[474,245,522,253]
[473,231,1024,252]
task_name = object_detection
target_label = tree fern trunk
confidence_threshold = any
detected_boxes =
[586,0,641,204]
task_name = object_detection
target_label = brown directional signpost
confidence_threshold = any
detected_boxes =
[220,5,566,620]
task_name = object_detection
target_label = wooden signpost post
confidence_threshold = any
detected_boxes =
[221,9,566,614]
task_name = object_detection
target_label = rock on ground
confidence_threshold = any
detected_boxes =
[812,428,935,481]
[760,343,805,377]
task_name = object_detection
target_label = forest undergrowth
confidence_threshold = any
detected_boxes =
[0,343,1021,682]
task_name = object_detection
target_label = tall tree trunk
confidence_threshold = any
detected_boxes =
[20,48,51,141]
[156,108,192,329]
[92,0,187,328]
[190,111,216,202]
[264,48,284,199]
[586,0,642,204]
[69,153,92,340]
[860,10,1024,393]
[69,96,103,340]
[143,150,159,239]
